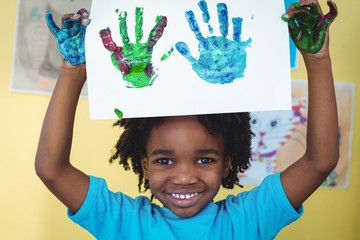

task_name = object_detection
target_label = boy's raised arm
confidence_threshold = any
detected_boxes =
[281,0,339,210]
[35,10,90,213]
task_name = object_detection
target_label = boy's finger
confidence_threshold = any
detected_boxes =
[62,13,76,28]
[77,8,89,18]
[283,3,302,19]
[45,11,60,37]
[69,16,82,34]
[287,19,301,41]
[81,18,91,26]
[295,1,323,15]
[325,0,338,23]
[62,17,73,30]
[76,8,91,26]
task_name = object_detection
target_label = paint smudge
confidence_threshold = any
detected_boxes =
[282,1,337,54]
[175,0,251,84]
[45,11,87,65]
[114,108,123,119]
[160,46,174,61]
[100,7,171,88]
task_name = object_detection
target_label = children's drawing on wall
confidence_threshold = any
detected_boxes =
[241,98,308,185]
[11,0,91,96]
[240,81,354,188]
[86,0,291,119]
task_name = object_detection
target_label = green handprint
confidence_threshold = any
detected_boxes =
[282,0,337,54]
[100,7,171,88]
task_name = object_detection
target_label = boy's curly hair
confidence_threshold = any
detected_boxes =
[109,113,252,193]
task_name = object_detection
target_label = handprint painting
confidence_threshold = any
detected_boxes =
[176,1,251,84]
[99,7,169,88]
[86,0,291,119]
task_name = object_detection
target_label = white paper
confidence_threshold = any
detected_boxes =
[86,0,291,119]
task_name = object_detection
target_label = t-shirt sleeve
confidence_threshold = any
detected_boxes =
[67,175,134,239]
[228,172,303,239]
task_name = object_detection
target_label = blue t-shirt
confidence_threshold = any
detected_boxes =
[68,172,303,240]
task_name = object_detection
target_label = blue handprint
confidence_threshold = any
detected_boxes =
[176,0,251,84]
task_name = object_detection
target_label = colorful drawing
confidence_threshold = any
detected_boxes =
[240,81,354,188]
[240,98,308,185]
[99,7,170,88]
[176,0,251,84]
[282,1,337,54]
[86,0,290,119]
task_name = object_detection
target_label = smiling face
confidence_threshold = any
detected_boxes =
[141,116,231,217]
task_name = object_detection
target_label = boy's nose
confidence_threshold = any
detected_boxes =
[172,164,198,185]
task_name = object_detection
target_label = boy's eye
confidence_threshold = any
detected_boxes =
[197,158,213,164]
[156,158,173,165]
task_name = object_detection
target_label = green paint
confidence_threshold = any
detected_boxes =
[293,2,301,8]
[135,7,144,43]
[119,11,130,45]
[114,108,123,119]
[102,8,169,88]
[283,1,337,54]
[160,46,174,61]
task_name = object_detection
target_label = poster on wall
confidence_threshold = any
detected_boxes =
[10,0,91,96]
[240,81,354,188]
[86,0,291,119]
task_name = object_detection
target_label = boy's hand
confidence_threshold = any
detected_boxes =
[99,7,168,88]
[46,9,90,66]
[282,0,337,54]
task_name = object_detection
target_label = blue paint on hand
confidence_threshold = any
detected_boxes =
[176,1,251,84]
[46,11,87,66]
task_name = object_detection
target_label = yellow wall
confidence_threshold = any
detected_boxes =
[1,1,359,239]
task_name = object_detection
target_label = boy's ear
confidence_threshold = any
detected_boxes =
[223,156,233,178]
[141,158,149,180]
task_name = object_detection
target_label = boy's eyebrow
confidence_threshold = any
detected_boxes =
[148,149,221,156]
[148,149,174,157]
[195,149,221,156]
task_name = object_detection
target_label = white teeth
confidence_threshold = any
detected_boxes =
[171,192,198,199]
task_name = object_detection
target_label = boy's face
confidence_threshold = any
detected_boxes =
[141,116,231,218]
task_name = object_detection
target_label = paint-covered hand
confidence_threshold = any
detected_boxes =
[46,9,90,66]
[100,8,169,88]
[176,1,251,84]
[282,0,337,54]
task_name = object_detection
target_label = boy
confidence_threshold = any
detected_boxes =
[35,1,338,239]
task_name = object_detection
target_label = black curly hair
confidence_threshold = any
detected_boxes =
[109,113,253,193]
